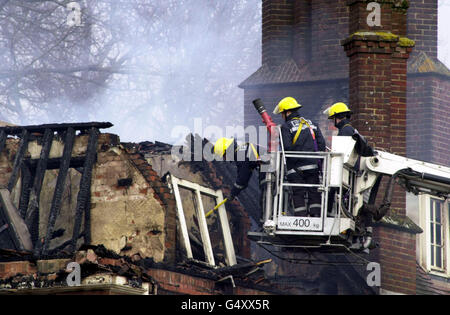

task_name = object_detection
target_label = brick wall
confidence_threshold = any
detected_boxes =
[407,75,450,166]
[292,0,311,65]
[310,0,348,76]
[147,268,272,295]
[127,151,177,264]
[0,260,37,279]
[90,136,168,262]
[343,0,414,216]
[262,0,294,67]
[371,226,417,294]
[407,0,438,59]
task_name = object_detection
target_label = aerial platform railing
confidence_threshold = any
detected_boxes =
[249,132,358,250]
[262,149,354,237]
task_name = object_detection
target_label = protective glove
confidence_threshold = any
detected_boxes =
[226,193,236,202]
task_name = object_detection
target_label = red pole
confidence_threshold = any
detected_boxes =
[252,99,278,152]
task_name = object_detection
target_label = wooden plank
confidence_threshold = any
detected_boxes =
[25,129,53,245]
[40,127,75,256]
[194,189,215,267]
[215,190,237,266]
[0,189,33,251]
[8,129,29,192]
[170,176,193,259]
[71,128,98,251]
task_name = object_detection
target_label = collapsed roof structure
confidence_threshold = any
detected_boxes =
[0,123,378,294]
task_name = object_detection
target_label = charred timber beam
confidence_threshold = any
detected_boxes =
[71,127,99,251]
[8,129,29,192]
[25,128,53,246]
[83,189,91,244]
[18,164,32,219]
[0,122,112,136]
[25,156,86,170]
[40,128,76,257]
[0,130,6,155]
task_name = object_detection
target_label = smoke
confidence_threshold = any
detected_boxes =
[7,0,261,143]
[438,0,450,67]
[0,0,261,143]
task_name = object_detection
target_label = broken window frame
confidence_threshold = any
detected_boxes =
[169,175,236,268]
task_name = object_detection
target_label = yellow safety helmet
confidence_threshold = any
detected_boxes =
[214,137,234,157]
[327,102,352,119]
[273,97,302,115]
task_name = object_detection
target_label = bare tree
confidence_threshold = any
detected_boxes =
[0,0,261,142]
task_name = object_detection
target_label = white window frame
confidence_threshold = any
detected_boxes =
[418,194,450,277]
[169,175,237,268]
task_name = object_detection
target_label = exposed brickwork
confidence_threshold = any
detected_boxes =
[407,75,450,166]
[343,1,417,295]
[407,0,438,59]
[147,268,216,295]
[126,149,177,264]
[371,226,417,294]
[147,268,271,295]
[262,0,294,67]
[292,0,311,66]
[343,1,413,216]
[0,260,37,279]
[310,0,348,76]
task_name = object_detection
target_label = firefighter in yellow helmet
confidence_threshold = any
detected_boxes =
[325,102,375,216]
[325,102,374,156]
[275,97,326,217]
[214,137,262,201]
[327,102,355,136]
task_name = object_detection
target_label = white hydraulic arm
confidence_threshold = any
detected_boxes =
[332,136,450,221]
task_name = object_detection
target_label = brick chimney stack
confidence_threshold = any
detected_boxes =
[262,0,294,67]
[343,0,418,294]
[343,0,414,215]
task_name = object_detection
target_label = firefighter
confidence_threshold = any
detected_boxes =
[326,102,375,215]
[213,137,262,201]
[327,102,355,136]
[274,97,326,217]
[327,102,374,156]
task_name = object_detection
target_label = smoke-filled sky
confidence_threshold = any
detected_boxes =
[438,1,450,66]
[92,0,450,144]
[0,1,449,145]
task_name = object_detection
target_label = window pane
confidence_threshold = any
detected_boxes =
[430,223,434,243]
[431,245,435,266]
[430,200,434,221]
[436,202,441,222]
[436,224,442,245]
[436,247,442,269]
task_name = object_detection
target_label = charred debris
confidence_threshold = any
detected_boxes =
[0,123,277,295]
